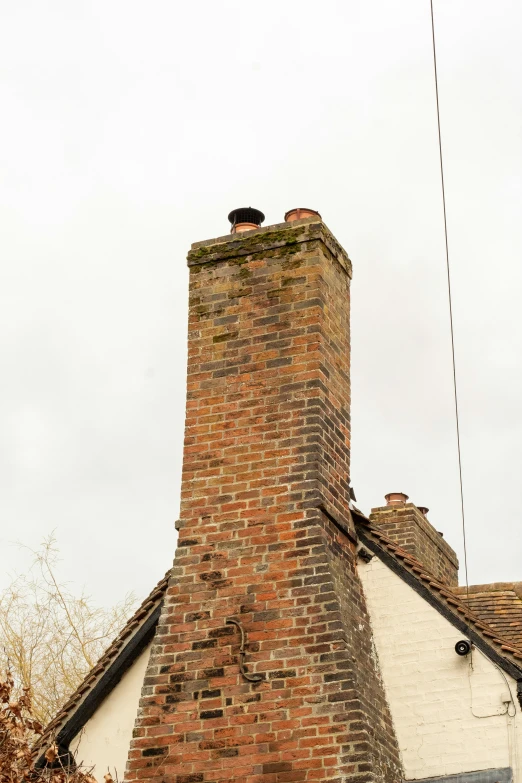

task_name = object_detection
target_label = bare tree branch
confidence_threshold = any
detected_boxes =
[0,669,101,783]
[0,535,135,724]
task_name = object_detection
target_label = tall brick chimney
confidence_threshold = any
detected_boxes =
[125,215,402,783]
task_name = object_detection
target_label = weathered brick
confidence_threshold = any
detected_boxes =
[141,748,167,758]
[200,709,223,720]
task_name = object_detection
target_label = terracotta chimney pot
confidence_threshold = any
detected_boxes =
[384,492,409,506]
[417,506,429,517]
[233,222,260,233]
[284,208,321,223]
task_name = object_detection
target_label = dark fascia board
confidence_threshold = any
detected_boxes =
[357,527,522,683]
[37,602,161,765]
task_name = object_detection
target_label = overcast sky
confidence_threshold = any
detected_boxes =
[1,0,521,610]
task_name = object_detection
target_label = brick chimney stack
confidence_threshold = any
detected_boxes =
[370,495,459,587]
[125,215,402,783]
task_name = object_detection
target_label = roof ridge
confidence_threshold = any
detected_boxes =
[454,582,522,595]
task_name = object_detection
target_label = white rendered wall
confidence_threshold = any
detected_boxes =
[359,557,521,781]
[70,642,152,778]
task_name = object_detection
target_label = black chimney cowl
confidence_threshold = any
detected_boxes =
[228,207,265,228]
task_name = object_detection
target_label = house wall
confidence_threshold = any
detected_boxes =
[358,556,522,781]
[70,643,152,777]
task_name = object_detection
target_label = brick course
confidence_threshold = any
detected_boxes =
[125,219,402,783]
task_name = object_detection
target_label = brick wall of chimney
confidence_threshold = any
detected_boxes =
[125,219,402,783]
[369,503,459,587]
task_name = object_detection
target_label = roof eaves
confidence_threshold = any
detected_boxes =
[36,570,170,760]
[355,520,522,682]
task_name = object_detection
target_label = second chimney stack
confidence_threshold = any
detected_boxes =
[370,494,459,587]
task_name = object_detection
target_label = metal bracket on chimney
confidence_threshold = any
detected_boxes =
[226,618,263,683]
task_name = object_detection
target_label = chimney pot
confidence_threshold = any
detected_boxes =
[284,207,322,223]
[417,506,429,517]
[228,207,265,234]
[384,492,409,506]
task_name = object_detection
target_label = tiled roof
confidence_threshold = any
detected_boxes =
[453,583,522,649]
[37,571,169,753]
[354,513,522,675]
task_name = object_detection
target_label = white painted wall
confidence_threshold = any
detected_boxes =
[359,556,522,781]
[70,642,151,778]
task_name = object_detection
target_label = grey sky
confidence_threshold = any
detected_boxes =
[1,0,521,609]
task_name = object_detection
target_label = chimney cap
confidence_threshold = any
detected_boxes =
[228,207,265,228]
[284,207,321,222]
[385,492,409,506]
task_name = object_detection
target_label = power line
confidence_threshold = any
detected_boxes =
[429,0,470,602]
